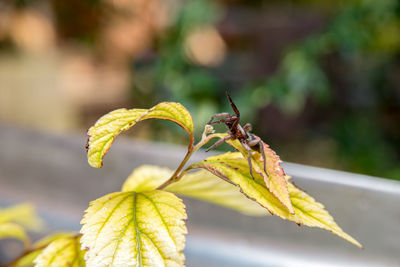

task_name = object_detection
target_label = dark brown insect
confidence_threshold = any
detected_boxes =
[206,92,268,179]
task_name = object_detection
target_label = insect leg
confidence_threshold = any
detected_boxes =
[226,92,240,118]
[205,135,233,152]
[208,116,238,125]
[248,138,269,177]
[241,141,255,180]
[259,140,268,177]
[207,113,232,125]
[243,123,252,133]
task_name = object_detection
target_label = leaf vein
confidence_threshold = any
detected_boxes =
[141,194,178,249]
[92,193,132,248]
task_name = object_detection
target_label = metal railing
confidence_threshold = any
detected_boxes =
[0,125,399,266]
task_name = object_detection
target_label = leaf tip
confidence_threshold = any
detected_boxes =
[88,155,103,168]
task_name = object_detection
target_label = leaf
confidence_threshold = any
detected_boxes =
[80,190,187,267]
[0,222,29,246]
[121,165,172,193]
[0,203,44,231]
[225,138,294,214]
[86,102,194,168]
[166,170,269,216]
[34,235,85,267]
[189,152,300,223]
[14,251,41,267]
[189,152,362,247]
[14,232,77,267]
[288,182,362,248]
[121,165,268,216]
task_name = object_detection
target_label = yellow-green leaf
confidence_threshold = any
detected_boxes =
[121,165,268,216]
[34,235,85,267]
[189,152,362,247]
[14,251,41,267]
[189,152,300,223]
[121,165,172,192]
[0,203,44,231]
[14,232,77,267]
[225,138,294,214]
[288,182,362,248]
[0,222,29,246]
[80,190,187,267]
[87,102,194,168]
[34,232,77,249]
[166,169,269,216]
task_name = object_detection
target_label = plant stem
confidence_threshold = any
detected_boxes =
[157,132,225,189]
[2,245,46,267]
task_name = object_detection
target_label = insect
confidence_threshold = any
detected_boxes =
[206,92,268,179]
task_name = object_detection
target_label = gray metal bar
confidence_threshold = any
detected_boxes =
[0,125,399,266]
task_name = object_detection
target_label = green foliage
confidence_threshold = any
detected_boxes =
[3,101,362,266]
[247,0,400,112]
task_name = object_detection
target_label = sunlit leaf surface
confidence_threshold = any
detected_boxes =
[189,152,299,222]
[167,169,269,216]
[121,165,268,216]
[80,190,187,267]
[87,102,194,168]
[189,152,362,247]
[34,235,85,267]
[14,232,76,267]
[121,165,172,193]
[225,138,294,214]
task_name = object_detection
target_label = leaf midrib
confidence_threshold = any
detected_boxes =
[133,193,142,267]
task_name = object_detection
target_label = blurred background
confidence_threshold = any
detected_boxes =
[0,0,399,180]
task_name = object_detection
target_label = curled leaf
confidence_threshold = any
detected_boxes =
[0,222,29,247]
[189,152,362,247]
[80,190,187,267]
[87,102,194,168]
[34,235,85,267]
